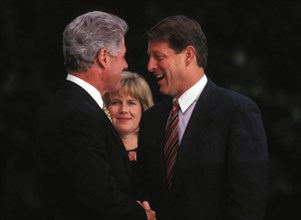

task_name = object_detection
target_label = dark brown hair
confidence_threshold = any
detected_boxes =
[146,15,208,69]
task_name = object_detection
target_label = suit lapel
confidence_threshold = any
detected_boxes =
[169,80,217,201]
[63,81,132,175]
[64,81,124,147]
[99,105,133,177]
[142,97,173,198]
[159,100,173,189]
[150,99,173,192]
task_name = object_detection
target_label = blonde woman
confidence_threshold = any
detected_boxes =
[104,71,154,161]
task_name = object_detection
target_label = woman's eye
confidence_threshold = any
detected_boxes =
[129,101,138,105]
[111,101,120,105]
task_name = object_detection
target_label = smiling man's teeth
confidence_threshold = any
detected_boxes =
[156,74,164,80]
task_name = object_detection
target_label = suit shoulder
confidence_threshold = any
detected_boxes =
[39,82,101,125]
[144,98,170,115]
[215,85,258,108]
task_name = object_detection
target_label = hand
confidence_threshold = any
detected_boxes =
[137,200,156,220]
[145,208,156,220]
[140,201,151,210]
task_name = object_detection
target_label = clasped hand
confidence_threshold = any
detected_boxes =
[137,200,156,220]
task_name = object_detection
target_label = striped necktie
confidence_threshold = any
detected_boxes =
[164,98,180,190]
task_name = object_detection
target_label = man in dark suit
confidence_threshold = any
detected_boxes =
[36,11,155,220]
[137,15,268,220]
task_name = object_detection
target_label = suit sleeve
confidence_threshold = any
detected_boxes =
[55,110,146,219]
[135,114,151,203]
[226,99,268,220]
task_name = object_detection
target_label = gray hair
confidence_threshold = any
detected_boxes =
[63,11,128,72]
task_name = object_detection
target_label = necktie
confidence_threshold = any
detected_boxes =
[164,98,180,190]
[103,104,112,122]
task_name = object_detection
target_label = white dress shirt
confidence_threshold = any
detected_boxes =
[177,74,208,143]
[66,74,103,109]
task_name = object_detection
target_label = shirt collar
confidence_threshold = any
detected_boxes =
[178,74,207,113]
[66,74,103,108]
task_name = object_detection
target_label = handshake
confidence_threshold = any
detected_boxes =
[138,201,156,220]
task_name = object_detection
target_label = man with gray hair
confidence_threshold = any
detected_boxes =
[36,11,155,220]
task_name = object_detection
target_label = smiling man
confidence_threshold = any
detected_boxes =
[136,15,268,220]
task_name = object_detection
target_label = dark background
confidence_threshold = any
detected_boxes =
[0,0,300,219]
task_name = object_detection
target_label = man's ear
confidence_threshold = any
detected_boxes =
[184,45,195,65]
[96,48,109,68]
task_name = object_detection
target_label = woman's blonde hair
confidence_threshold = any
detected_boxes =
[103,71,154,111]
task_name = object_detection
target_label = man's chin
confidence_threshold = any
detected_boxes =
[159,87,168,95]
[110,85,121,93]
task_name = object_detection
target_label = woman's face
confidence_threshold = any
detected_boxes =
[107,92,142,136]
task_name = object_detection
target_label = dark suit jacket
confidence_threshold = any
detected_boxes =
[36,80,146,220]
[137,79,268,220]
